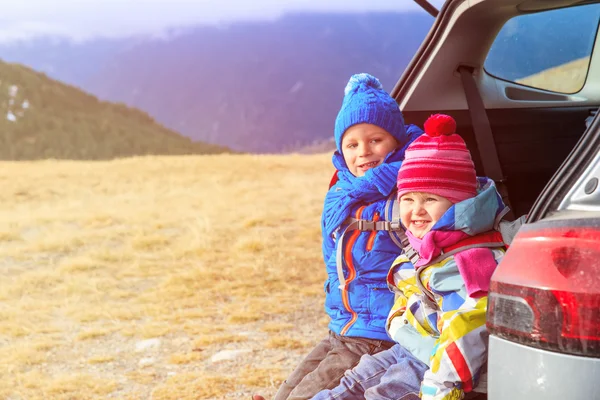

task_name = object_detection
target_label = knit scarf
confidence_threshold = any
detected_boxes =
[322,149,403,237]
[405,220,500,298]
[322,124,423,238]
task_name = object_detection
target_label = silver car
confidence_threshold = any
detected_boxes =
[397,0,600,399]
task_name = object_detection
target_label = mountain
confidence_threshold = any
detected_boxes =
[0,12,434,153]
[0,60,230,160]
[291,137,336,154]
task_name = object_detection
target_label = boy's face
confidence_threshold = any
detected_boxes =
[341,123,398,177]
[399,192,453,239]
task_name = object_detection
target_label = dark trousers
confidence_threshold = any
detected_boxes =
[274,330,394,400]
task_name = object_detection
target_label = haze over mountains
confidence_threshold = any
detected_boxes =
[0,12,434,152]
[0,7,595,154]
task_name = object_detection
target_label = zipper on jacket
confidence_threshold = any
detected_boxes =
[340,206,365,335]
[366,212,380,252]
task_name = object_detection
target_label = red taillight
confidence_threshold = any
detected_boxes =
[488,225,600,357]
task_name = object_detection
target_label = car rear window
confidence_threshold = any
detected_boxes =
[484,4,600,94]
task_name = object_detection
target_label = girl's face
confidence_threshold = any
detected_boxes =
[399,192,453,239]
[341,123,398,177]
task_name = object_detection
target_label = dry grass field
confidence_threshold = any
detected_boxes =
[0,153,335,399]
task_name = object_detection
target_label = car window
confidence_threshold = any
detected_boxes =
[484,4,600,94]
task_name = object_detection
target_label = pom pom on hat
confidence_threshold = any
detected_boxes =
[344,73,384,96]
[423,114,456,137]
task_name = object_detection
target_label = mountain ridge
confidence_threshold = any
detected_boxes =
[0,60,231,160]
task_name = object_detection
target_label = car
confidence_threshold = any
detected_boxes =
[394,0,600,399]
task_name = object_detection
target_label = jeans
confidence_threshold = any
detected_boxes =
[274,330,394,400]
[311,343,428,400]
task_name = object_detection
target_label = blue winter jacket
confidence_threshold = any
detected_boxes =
[321,124,423,341]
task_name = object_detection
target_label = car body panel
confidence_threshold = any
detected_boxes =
[400,1,600,399]
[488,336,600,400]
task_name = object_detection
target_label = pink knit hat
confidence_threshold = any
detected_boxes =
[396,114,477,203]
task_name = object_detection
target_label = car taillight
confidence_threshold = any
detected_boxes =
[488,224,600,357]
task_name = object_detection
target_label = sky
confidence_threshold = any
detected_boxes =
[0,0,446,42]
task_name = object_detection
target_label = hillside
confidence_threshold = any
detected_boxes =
[0,60,230,160]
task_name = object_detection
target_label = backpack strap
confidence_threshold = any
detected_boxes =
[431,231,506,267]
[342,192,420,263]
[335,219,360,290]
[497,215,527,246]
[443,231,505,253]
[384,192,420,265]
[329,170,340,189]
[336,212,407,289]
[414,231,507,309]
[335,193,420,289]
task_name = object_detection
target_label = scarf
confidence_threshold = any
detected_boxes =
[322,145,409,237]
[405,220,500,298]
[322,124,422,238]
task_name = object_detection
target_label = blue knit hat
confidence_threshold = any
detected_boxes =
[334,73,407,152]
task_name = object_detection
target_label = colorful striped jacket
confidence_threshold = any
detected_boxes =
[386,178,508,400]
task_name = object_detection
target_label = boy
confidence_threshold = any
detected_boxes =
[254,73,423,400]
[311,114,508,400]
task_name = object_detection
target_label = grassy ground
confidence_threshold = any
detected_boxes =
[0,153,334,399]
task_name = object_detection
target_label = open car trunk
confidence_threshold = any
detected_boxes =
[393,0,600,219]
[393,1,600,399]
[402,107,592,217]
